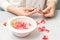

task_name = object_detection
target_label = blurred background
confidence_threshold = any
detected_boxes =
[56,0,60,9]
[0,0,60,10]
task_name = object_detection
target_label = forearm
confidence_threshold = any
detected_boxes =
[7,5,20,15]
[7,5,17,13]
[0,0,21,15]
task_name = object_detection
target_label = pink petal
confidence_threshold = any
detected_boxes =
[3,22,7,26]
[45,29,50,33]
[42,35,48,40]
[40,20,46,24]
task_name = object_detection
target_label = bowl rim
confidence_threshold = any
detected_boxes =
[7,16,37,33]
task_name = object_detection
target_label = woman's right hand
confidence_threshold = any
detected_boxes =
[16,7,37,16]
[7,6,37,16]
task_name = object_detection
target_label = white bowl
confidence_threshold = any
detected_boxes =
[7,16,37,37]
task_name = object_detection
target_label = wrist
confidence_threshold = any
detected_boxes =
[47,2,56,7]
[7,5,20,15]
[47,0,56,6]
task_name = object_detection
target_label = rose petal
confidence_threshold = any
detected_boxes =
[45,29,50,33]
[40,20,46,24]
[42,35,48,40]
[3,22,7,26]
[38,27,45,32]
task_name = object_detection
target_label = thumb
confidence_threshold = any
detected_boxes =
[43,6,51,13]
[38,9,44,14]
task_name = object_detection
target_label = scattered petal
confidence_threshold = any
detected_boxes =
[36,21,41,25]
[38,27,45,32]
[42,35,48,40]
[42,26,46,29]
[40,20,46,24]
[45,29,50,33]
[3,22,7,26]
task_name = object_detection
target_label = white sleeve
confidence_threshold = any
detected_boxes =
[0,0,11,11]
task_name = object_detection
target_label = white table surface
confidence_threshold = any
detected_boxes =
[0,10,60,40]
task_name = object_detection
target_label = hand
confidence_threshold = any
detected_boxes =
[15,7,37,16]
[37,2,56,18]
[43,2,56,18]
[37,9,44,16]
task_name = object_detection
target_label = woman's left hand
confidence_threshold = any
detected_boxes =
[43,2,56,18]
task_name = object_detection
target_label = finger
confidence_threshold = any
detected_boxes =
[44,13,54,18]
[43,6,51,14]
[44,13,51,17]
[26,10,37,16]
[38,9,44,14]
[37,9,45,16]
[44,8,54,17]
